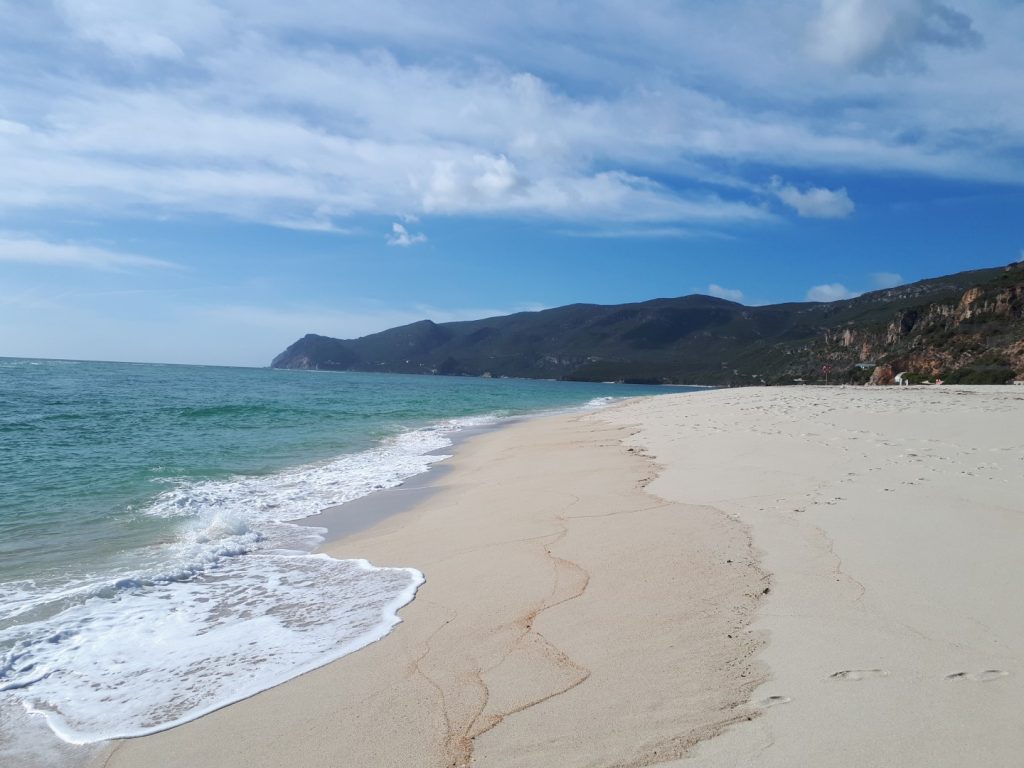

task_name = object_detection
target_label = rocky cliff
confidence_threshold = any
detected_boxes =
[816,261,1024,383]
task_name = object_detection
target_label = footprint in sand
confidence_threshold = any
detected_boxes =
[757,695,792,707]
[830,669,889,680]
[945,670,1009,682]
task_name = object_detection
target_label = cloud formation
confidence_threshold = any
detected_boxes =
[55,0,227,59]
[708,284,745,302]
[870,271,904,288]
[386,222,427,247]
[0,1,1019,235]
[0,234,176,271]
[806,283,860,302]
[809,0,982,70]
[771,178,856,219]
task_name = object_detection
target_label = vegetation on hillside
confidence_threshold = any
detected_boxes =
[272,262,1024,385]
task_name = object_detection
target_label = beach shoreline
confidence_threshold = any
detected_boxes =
[297,405,632,547]
[95,400,767,768]
[90,384,1024,767]
[296,415,521,546]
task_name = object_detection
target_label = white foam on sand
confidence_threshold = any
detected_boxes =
[0,418,496,744]
[2,552,423,744]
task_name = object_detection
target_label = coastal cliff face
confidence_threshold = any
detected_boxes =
[817,262,1024,383]
[272,262,1024,385]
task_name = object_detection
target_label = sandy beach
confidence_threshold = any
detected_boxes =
[94,386,1024,767]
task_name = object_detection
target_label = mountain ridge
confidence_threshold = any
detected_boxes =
[271,262,1024,385]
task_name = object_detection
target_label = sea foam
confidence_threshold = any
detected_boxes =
[0,417,492,743]
[1,552,422,743]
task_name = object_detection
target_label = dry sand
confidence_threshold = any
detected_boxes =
[620,385,1024,767]
[95,386,1024,767]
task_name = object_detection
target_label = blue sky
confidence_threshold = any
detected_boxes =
[1,0,1022,366]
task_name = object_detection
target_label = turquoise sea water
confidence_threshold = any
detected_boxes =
[0,358,685,752]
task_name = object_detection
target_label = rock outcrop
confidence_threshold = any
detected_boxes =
[868,365,896,386]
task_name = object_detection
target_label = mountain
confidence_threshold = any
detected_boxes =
[271,261,1024,385]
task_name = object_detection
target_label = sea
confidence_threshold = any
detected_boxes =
[0,357,687,763]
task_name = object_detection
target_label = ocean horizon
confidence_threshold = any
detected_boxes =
[0,357,689,761]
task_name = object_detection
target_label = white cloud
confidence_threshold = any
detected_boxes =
[268,216,354,234]
[707,284,745,302]
[771,177,855,219]
[807,282,860,302]
[0,234,176,271]
[421,154,522,212]
[0,1,1020,233]
[56,0,226,59]
[0,68,771,225]
[386,222,427,247]
[808,0,982,71]
[0,119,31,136]
[870,271,904,288]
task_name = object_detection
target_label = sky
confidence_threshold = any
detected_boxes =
[1,0,1022,366]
